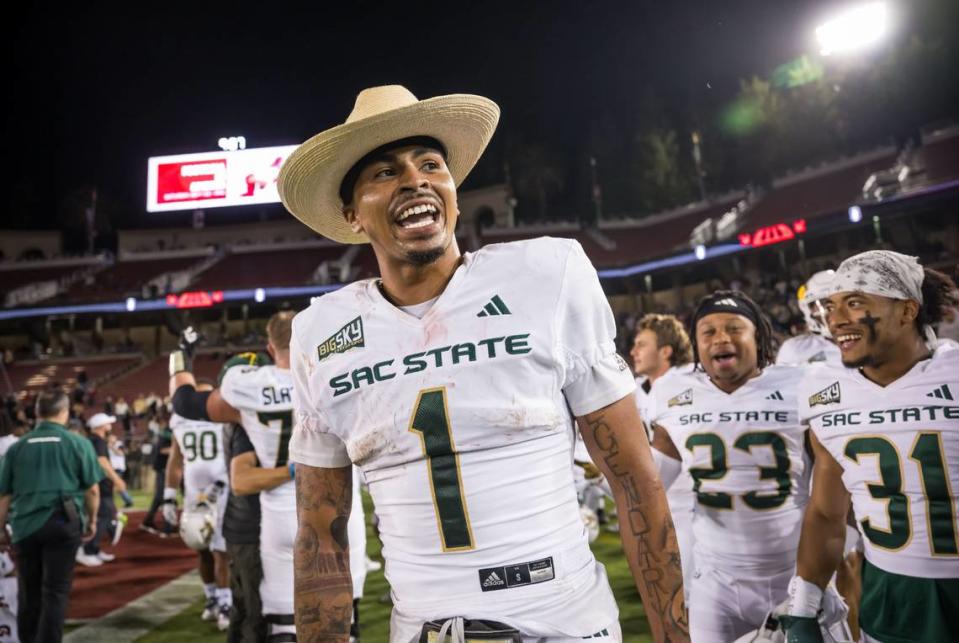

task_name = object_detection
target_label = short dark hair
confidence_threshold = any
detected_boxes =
[636,314,693,367]
[918,267,958,331]
[338,136,447,205]
[690,290,777,370]
[35,390,70,420]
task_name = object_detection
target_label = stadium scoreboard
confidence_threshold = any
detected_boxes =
[146,145,297,212]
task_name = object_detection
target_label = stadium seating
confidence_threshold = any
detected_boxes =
[4,356,142,394]
[64,257,205,302]
[190,246,344,291]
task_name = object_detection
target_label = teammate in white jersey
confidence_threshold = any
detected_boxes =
[276,85,687,642]
[170,315,368,641]
[777,271,842,367]
[163,405,231,630]
[784,251,959,643]
[649,291,811,642]
[629,314,697,597]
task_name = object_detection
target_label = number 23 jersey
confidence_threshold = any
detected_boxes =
[289,238,634,610]
[651,365,810,563]
[800,344,959,578]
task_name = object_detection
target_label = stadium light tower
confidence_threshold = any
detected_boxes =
[815,2,889,56]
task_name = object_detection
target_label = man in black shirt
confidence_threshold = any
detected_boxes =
[222,423,266,643]
[78,413,126,566]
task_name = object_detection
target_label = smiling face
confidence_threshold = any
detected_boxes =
[822,291,919,368]
[695,312,759,392]
[343,143,459,268]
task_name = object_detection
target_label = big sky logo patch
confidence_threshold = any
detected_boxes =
[809,381,841,407]
[317,316,365,362]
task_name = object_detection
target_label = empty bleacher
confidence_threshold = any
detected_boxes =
[65,256,206,302]
[4,355,142,395]
[190,246,344,291]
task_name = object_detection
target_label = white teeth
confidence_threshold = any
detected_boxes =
[398,203,438,221]
[403,217,433,229]
[836,334,861,343]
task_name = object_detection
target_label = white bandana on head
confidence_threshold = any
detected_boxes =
[826,250,935,346]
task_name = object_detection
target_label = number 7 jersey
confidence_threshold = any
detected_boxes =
[800,344,959,578]
[220,364,295,513]
[288,238,634,624]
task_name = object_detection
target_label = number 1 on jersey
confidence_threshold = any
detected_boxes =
[410,387,474,551]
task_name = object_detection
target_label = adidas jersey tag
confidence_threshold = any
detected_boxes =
[478,556,554,592]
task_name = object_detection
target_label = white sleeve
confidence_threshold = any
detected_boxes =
[219,367,257,410]
[289,324,351,468]
[557,242,635,417]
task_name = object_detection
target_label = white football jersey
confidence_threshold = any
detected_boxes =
[169,414,228,494]
[800,344,959,578]
[651,366,810,565]
[290,238,633,627]
[220,364,295,513]
[776,333,841,367]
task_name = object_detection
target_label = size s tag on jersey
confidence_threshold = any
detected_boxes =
[478,556,554,592]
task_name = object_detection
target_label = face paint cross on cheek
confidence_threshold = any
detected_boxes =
[857,311,881,343]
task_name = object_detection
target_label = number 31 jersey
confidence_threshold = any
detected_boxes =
[220,364,296,513]
[651,365,810,566]
[289,238,634,624]
[800,344,959,578]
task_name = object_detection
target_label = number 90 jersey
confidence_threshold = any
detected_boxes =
[800,344,959,579]
[650,366,810,565]
[169,413,228,493]
[220,364,295,513]
[289,238,634,621]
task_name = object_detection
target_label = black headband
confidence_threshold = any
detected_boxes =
[338,136,448,205]
[693,293,760,329]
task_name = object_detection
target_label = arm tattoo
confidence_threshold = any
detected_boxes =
[294,467,354,639]
[585,412,689,641]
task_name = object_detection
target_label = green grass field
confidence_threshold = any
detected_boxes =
[128,493,653,642]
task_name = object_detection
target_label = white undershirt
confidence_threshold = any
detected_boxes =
[399,296,439,319]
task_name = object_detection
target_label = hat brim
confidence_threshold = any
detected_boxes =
[278,94,500,244]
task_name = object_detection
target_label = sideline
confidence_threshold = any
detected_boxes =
[64,569,202,643]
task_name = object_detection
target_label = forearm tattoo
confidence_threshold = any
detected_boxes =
[585,412,689,642]
[293,468,354,640]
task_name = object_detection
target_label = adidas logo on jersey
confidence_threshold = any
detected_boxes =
[765,390,784,401]
[668,388,693,407]
[481,570,505,588]
[926,384,954,401]
[807,351,827,363]
[809,381,841,407]
[317,316,365,362]
[477,295,511,317]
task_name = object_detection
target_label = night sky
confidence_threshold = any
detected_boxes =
[5,0,952,230]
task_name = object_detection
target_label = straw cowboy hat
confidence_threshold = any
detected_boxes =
[278,85,500,244]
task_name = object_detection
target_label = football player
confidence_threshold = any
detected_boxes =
[776,271,842,367]
[278,85,686,642]
[649,291,811,641]
[163,391,231,631]
[783,251,959,642]
[169,314,368,641]
[630,314,696,595]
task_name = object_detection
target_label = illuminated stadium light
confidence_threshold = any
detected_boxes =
[815,2,889,56]
[848,205,863,222]
[694,244,707,261]
[125,297,137,312]
[254,288,266,303]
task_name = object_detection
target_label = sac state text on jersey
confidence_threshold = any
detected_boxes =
[327,333,532,397]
